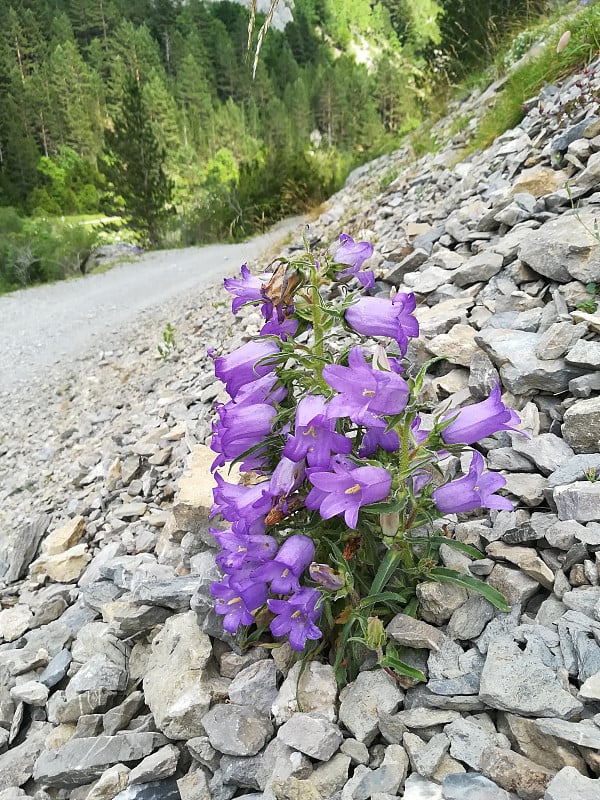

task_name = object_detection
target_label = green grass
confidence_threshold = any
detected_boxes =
[467,2,600,153]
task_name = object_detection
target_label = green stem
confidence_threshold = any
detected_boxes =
[309,264,326,385]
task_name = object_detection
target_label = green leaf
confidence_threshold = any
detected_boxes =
[359,590,412,609]
[379,656,426,683]
[370,549,404,595]
[428,567,510,611]
[408,536,484,559]
[409,355,447,396]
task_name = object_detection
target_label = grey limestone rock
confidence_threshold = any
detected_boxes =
[544,767,600,800]
[447,596,495,641]
[277,713,343,761]
[338,670,403,744]
[271,660,338,725]
[479,639,583,718]
[202,703,273,757]
[128,744,180,784]
[442,772,518,800]
[402,772,443,799]
[143,611,213,740]
[228,659,277,716]
[554,481,600,522]
[511,433,575,477]
[562,396,600,453]
[445,717,509,770]
[387,613,447,650]
[33,732,167,788]
[112,779,180,800]
[534,718,600,749]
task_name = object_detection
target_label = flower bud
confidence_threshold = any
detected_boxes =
[380,511,399,538]
[309,563,344,591]
[366,616,386,651]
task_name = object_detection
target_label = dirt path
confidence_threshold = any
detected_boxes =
[0,220,303,394]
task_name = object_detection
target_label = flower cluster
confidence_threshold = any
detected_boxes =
[208,233,522,676]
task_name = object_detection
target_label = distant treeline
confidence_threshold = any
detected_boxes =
[0,0,551,242]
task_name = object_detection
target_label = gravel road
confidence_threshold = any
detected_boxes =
[0,220,303,395]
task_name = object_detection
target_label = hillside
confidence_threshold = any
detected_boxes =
[1,15,600,795]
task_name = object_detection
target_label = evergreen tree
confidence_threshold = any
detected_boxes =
[101,77,173,245]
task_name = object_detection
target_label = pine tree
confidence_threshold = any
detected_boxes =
[101,77,173,245]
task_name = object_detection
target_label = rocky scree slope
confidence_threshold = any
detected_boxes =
[2,59,600,800]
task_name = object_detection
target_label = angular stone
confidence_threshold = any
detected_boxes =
[544,766,600,800]
[0,606,34,642]
[339,670,403,744]
[143,612,213,740]
[0,722,49,787]
[424,325,483,368]
[43,516,86,555]
[202,704,273,757]
[500,713,586,773]
[85,763,131,800]
[10,680,48,706]
[277,713,343,761]
[112,779,180,800]
[33,732,167,788]
[480,747,554,800]
[562,397,600,453]
[479,639,583,719]
[554,481,600,522]
[534,323,581,361]
[445,717,508,770]
[402,772,443,799]
[228,659,278,716]
[177,769,211,800]
[519,211,600,284]
[446,599,492,642]
[172,445,226,542]
[565,338,600,368]
[0,515,49,584]
[454,251,504,287]
[511,434,575,477]
[271,660,338,725]
[475,330,584,394]
[534,718,600,749]
[128,744,180,784]
[442,772,517,800]
[485,543,554,589]
[387,614,446,650]
[486,564,540,604]
[30,544,91,583]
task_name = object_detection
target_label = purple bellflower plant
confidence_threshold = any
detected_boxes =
[207,232,520,684]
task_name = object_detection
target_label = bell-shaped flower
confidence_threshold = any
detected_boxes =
[306,460,392,529]
[211,526,278,573]
[211,473,272,531]
[283,395,352,468]
[441,383,523,445]
[268,587,323,651]
[212,340,280,399]
[224,264,270,314]
[252,534,315,594]
[233,373,287,407]
[334,233,375,289]
[211,401,276,471]
[324,347,409,428]
[260,315,299,340]
[432,450,513,514]
[345,293,419,355]
[359,427,400,457]
[210,574,268,633]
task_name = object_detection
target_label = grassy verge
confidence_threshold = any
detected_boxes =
[466,2,600,153]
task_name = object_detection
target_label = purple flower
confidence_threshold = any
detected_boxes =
[334,233,375,289]
[211,527,278,572]
[283,395,352,468]
[211,473,272,530]
[306,461,392,529]
[432,451,513,514]
[212,340,280,399]
[260,316,299,340]
[252,534,315,594]
[211,401,276,470]
[268,587,323,651]
[441,383,523,445]
[269,457,306,499]
[211,575,269,633]
[324,347,409,428]
[224,264,270,313]
[345,293,419,355]
[233,373,287,406]
[359,427,400,457]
